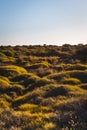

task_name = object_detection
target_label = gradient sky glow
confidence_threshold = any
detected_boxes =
[0,0,87,46]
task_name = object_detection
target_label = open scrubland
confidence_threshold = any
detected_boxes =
[0,44,87,130]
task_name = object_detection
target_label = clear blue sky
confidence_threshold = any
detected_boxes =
[0,0,87,46]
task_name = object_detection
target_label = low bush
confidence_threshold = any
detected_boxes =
[55,63,87,71]
[12,89,44,107]
[0,99,10,108]
[0,78,10,89]
[18,103,51,113]
[44,85,68,97]
[47,71,69,82]
[0,52,6,57]
[35,78,52,87]
[2,50,14,57]
[0,65,27,77]
[26,62,50,69]
[61,77,81,85]
[48,70,87,83]
[69,70,87,83]
[79,83,87,90]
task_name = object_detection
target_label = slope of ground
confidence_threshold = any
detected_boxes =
[0,44,87,130]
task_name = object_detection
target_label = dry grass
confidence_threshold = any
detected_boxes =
[0,45,87,129]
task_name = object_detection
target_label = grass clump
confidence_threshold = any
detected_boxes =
[67,63,87,70]
[35,77,52,87]
[48,70,87,84]
[18,103,51,113]
[8,84,24,96]
[0,76,10,83]
[44,85,68,98]
[26,61,50,69]
[2,50,14,57]
[47,71,69,83]
[43,122,57,130]
[0,65,27,77]
[69,70,87,83]
[0,78,10,88]
[12,73,40,83]
[61,77,81,85]
[13,88,44,107]
[43,84,83,98]
[0,78,11,93]
[18,103,38,111]
[0,52,6,57]
[0,99,10,108]
[79,83,87,90]
[55,63,87,71]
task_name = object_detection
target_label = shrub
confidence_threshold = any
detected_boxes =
[7,84,24,96]
[69,70,87,83]
[0,78,10,88]
[3,94,12,102]
[48,70,87,83]
[18,103,38,112]
[0,65,27,77]
[79,83,87,90]
[12,89,42,107]
[61,77,81,85]
[43,84,83,98]
[0,99,10,108]
[18,103,51,113]
[0,78,12,94]
[26,62,50,69]
[44,85,68,97]
[48,72,69,82]
[3,50,14,57]
[36,68,52,77]
[43,122,57,130]
[65,64,87,71]
[0,52,6,57]
[0,76,10,83]
[12,73,40,83]
[21,74,40,87]
[35,78,52,87]
[55,63,87,71]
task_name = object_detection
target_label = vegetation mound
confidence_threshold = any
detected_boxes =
[0,45,87,130]
[0,65,27,77]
